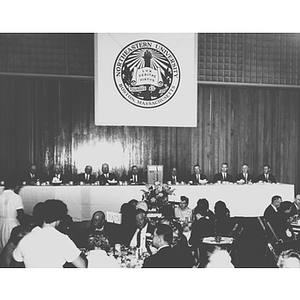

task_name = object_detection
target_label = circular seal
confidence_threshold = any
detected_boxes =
[113,39,180,109]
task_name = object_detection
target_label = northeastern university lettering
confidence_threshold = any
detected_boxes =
[113,40,180,109]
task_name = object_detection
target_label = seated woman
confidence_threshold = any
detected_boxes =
[86,233,120,268]
[174,196,192,223]
[214,200,232,236]
[192,198,215,221]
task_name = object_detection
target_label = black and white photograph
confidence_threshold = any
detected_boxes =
[0,2,299,299]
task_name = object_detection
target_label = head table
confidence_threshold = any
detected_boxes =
[0,183,294,221]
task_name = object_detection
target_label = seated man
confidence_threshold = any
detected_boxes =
[25,164,42,185]
[192,198,215,222]
[263,195,282,229]
[174,196,192,223]
[125,165,145,185]
[49,164,69,185]
[290,194,300,217]
[127,209,154,253]
[255,164,276,183]
[188,165,207,185]
[142,223,178,268]
[165,167,182,185]
[12,199,86,268]
[235,164,254,184]
[212,163,234,183]
[81,211,120,248]
[76,165,97,184]
[96,163,118,185]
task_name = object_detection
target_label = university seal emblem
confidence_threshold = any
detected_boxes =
[113,40,180,109]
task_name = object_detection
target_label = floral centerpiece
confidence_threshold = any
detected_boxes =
[140,182,176,210]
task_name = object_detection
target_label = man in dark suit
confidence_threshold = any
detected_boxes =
[263,195,282,231]
[255,164,277,183]
[188,164,207,185]
[142,223,178,268]
[125,165,145,185]
[127,209,154,254]
[212,163,234,183]
[290,194,300,217]
[96,163,118,185]
[79,211,120,248]
[165,167,182,185]
[235,164,254,184]
[49,164,68,185]
[76,165,97,184]
[25,164,42,185]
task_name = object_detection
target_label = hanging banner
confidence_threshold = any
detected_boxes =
[95,33,197,127]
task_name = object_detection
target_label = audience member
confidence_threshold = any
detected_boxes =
[12,199,86,268]
[0,225,30,267]
[255,164,276,183]
[277,249,300,268]
[263,195,282,229]
[192,198,215,222]
[172,221,194,267]
[189,165,207,185]
[290,194,300,217]
[76,165,96,184]
[97,163,118,185]
[174,196,192,223]
[24,164,41,185]
[0,178,24,252]
[86,233,120,268]
[235,164,254,184]
[276,201,295,242]
[214,200,232,236]
[212,163,234,183]
[128,209,154,253]
[206,247,234,268]
[81,211,119,248]
[142,223,178,268]
[120,199,138,244]
[32,202,45,229]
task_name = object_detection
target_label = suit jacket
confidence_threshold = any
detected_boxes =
[96,173,118,185]
[189,173,207,185]
[165,174,182,185]
[290,203,300,217]
[212,172,234,183]
[142,246,179,268]
[125,174,145,185]
[255,173,276,183]
[24,172,42,185]
[76,173,97,184]
[264,204,280,229]
[126,221,155,248]
[235,173,254,183]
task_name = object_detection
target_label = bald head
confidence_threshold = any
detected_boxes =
[91,211,106,228]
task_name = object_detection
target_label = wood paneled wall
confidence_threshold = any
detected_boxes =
[0,75,300,193]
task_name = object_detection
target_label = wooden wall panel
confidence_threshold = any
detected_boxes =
[1,76,300,194]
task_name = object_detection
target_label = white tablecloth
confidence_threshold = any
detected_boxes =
[0,183,294,221]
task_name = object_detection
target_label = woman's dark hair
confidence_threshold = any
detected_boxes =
[8,225,31,246]
[43,199,68,224]
[214,200,230,217]
[32,202,45,227]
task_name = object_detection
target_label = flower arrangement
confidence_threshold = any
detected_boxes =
[141,182,176,210]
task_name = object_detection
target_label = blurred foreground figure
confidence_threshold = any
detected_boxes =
[12,199,86,268]
[206,247,234,268]
[277,249,300,268]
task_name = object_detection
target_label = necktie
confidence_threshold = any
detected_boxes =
[136,229,142,248]
[244,173,247,182]
[135,175,137,183]
[266,174,269,181]
[173,176,176,183]
[223,173,225,180]
[197,174,200,182]
[86,174,89,181]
